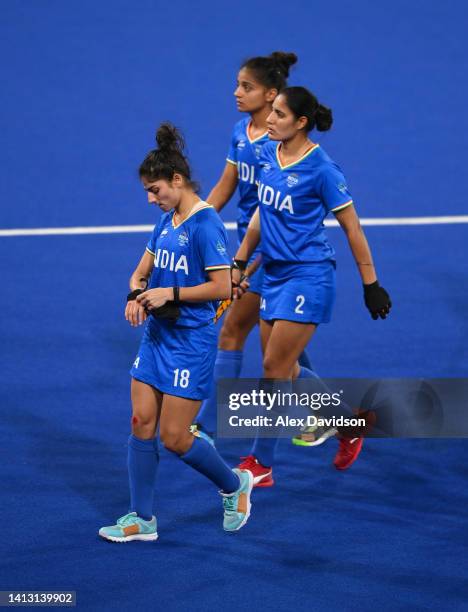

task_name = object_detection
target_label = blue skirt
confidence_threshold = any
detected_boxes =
[246,257,264,295]
[260,260,336,324]
[130,318,217,400]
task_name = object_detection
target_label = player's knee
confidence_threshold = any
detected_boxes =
[263,354,278,375]
[131,412,156,437]
[219,319,248,351]
[263,354,290,378]
[219,318,239,342]
[159,427,191,455]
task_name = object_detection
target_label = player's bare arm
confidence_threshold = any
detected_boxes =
[129,250,154,290]
[126,250,155,327]
[206,162,238,212]
[235,206,261,262]
[335,204,391,319]
[334,204,377,285]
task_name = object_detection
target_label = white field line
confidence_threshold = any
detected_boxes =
[0,216,467,237]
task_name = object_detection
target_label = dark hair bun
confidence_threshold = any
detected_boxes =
[269,51,298,77]
[315,104,333,132]
[155,122,185,152]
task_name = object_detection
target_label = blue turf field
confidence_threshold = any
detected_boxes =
[1,1,468,610]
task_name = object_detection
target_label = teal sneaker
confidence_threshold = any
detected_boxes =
[220,468,253,532]
[190,423,215,447]
[98,512,158,543]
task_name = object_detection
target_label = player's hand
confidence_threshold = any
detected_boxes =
[231,269,250,299]
[136,287,173,310]
[364,281,392,320]
[125,299,148,327]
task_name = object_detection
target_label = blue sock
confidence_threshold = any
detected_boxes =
[181,436,240,493]
[127,435,159,521]
[253,370,319,467]
[197,349,243,436]
[297,366,353,421]
[298,349,313,370]
[251,380,291,468]
[298,365,319,379]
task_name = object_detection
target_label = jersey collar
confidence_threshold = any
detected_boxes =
[171,201,212,229]
[246,120,268,144]
[276,142,320,171]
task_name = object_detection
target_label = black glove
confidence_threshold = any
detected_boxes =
[364,281,392,320]
[148,301,180,322]
[126,289,180,322]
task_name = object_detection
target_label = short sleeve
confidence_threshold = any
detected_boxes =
[197,220,231,272]
[146,227,157,255]
[226,128,238,166]
[318,164,354,214]
[146,215,166,255]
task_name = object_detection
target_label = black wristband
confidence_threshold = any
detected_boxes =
[127,288,145,302]
[232,258,248,272]
[173,286,180,304]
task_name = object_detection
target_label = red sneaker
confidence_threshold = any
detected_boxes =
[333,437,364,470]
[238,455,274,487]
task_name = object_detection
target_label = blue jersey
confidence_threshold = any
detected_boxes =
[257,142,353,264]
[145,203,231,328]
[226,117,269,242]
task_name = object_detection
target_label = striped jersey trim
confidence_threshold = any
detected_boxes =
[276,143,319,170]
[205,264,231,271]
[146,247,155,256]
[226,158,237,166]
[331,200,353,213]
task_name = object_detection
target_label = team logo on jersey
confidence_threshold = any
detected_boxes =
[216,240,227,255]
[262,162,271,174]
[337,182,348,194]
[286,173,299,188]
[178,231,189,247]
[237,139,246,150]
[254,144,263,159]
[161,229,168,237]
